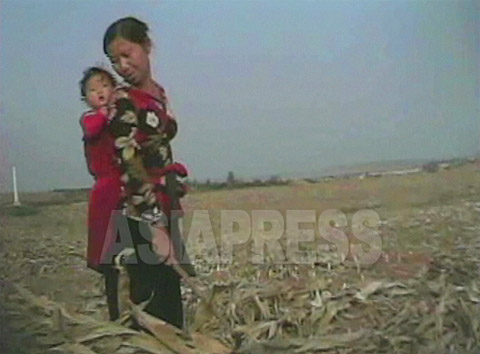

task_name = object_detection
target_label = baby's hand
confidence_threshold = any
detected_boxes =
[98,106,108,116]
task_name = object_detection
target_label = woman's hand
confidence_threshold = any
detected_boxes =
[150,162,188,181]
[150,225,178,266]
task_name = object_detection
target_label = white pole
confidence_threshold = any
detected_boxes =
[12,166,21,206]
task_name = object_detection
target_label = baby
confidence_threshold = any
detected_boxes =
[80,67,116,146]
[79,67,123,271]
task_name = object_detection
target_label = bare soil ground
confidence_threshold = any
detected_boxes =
[1,163,479,353]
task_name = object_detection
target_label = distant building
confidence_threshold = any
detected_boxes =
[383,168,421,176]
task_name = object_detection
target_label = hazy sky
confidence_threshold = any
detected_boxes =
[0,0,478,192]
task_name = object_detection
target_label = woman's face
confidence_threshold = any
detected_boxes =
[107,37,151,87]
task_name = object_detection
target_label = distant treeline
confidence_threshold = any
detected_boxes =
[52,188,91,193]
[190,157,478,191]
[49,157,478,194]
[189,175,292,192]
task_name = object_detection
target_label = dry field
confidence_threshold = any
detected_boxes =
[0,163,479,353]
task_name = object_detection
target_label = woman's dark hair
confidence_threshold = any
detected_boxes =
[103,17,150,55]
[79,67,116,100]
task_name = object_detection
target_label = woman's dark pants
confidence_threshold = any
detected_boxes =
[103,216,183,329]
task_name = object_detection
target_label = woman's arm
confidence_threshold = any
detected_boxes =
[163,95,178,140]
[109,94,155,215]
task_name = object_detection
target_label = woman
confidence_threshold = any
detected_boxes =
[103,17,189,329]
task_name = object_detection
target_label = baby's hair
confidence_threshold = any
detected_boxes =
[79,67,116,100]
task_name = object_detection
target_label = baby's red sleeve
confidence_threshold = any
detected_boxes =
[80,111,108,139]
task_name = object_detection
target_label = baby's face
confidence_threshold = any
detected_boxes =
[85,74,114,109]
